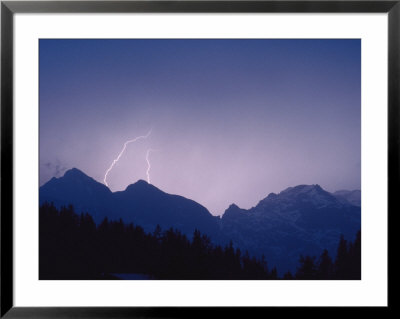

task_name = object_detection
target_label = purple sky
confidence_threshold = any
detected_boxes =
[39,39,361,215]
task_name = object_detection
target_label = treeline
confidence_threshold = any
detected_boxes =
[39,202,360,280]
[286,231,361,280]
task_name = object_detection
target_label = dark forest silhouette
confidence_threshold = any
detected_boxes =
[39,202,361,280]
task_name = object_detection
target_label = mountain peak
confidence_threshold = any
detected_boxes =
[61,168,107,187]
[43,167,109,192]
[256,183,341,211]
[280,184,323,195]
[223,203,246,218]
[228,203,240,210]
[125,179,160,193]
[266,192,278,199]
[63,167,89,179]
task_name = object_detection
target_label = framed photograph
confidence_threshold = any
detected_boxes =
[1,0,395,316]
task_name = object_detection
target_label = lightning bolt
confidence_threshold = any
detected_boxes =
[103,130,151,187]
[145,149,157,184]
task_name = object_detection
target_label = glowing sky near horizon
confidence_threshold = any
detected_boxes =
[39,39,361,215]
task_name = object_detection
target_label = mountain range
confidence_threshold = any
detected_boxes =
[221,184,360,271]
[39,168,221,239]
[40,168,361,273]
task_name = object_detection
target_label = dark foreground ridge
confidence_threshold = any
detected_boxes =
[39,203,361,280]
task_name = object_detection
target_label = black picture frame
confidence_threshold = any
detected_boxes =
[0,0,396,317]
